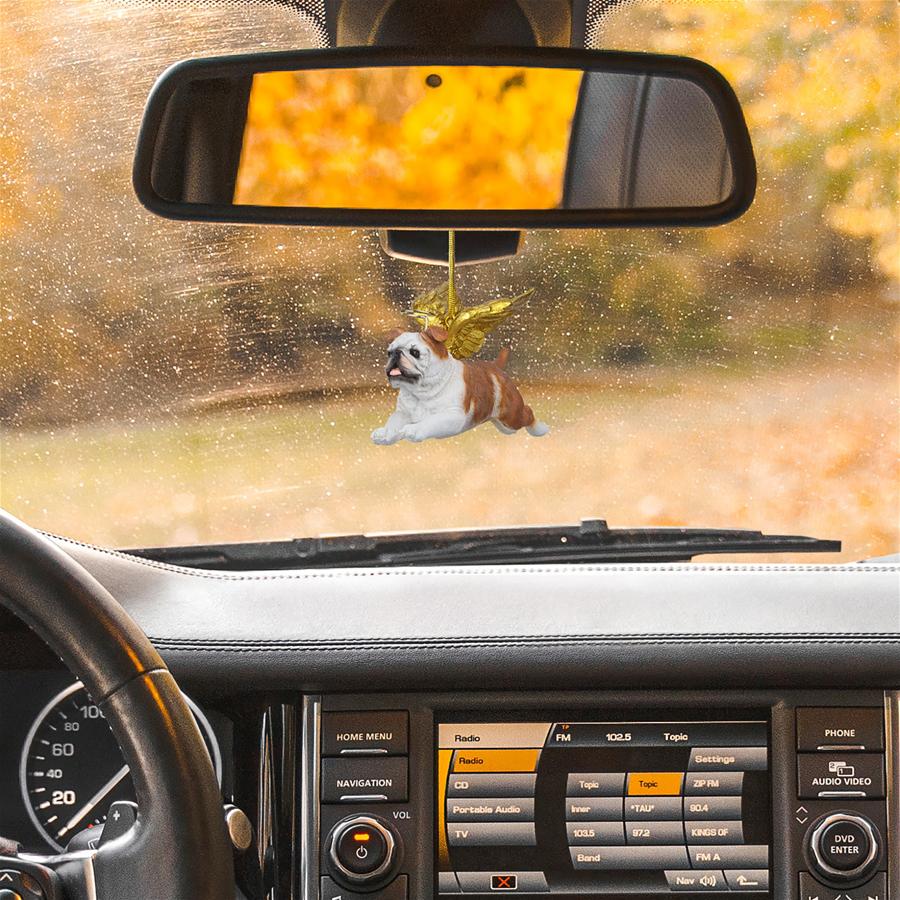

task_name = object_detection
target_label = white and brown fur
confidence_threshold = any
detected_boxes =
[372,326,549,444]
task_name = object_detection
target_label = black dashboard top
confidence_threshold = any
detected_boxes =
[2,535,894,693]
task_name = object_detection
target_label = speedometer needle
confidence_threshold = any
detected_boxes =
[56,764,130,840]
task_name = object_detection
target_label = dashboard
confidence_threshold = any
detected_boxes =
[0,538,898,900]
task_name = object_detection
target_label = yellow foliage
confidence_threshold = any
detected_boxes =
[234,66,582,210]
[599,0,899,281]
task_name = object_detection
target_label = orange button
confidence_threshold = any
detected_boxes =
[627,772,684,796]
[451,749,541,773]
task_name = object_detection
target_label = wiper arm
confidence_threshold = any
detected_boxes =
[129,519,840,570]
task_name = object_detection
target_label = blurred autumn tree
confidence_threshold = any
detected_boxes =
[596,0,899,281]
[0,0,897,427]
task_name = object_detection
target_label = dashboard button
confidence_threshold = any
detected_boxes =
[626,772,684,795]
[624,796,682,820]
[684,772,744,795]
[567,822,625,846]
[842,872,887,900]
[844,873,888,900]
[567,796,623,820]
[684,796,742,820]
[336,823,389,875]
[446,822,536,847]
[456,871,549,893]
[322,756,408,803]
[447,773,536,798]
[797,753,885,799]
[665,870,728,892]
[326,817,399,888]
[724,869,769,892]
[0,868,45,899]
[322,711,408,757]
[688,747,767,771]
[321,875,367,899]
[685,820,744,845]
[797,708,884,751]
[817,819,872,870]
[799,871,887,900]
[807,813,880,883]
[798,872,826,900]
[689,845,769,869]
[438,872,461,893]
[566,773,625,796]
[451,749,540,774]
[570,845,689,869]
[446,797,534,822]
[625,820,685,845]
[320,875,407,899]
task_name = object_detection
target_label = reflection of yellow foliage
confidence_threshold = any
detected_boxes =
[234,66,582,210]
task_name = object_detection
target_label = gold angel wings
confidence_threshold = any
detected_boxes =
[408,280,533,359]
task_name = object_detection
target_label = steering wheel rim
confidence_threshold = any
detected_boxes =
[0,509,234,900]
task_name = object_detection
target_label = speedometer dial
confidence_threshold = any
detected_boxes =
[20,681,221,852]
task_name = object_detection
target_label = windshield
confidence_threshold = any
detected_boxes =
[1,0,897,562]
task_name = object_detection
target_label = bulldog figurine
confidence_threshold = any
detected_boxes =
[372,326,549,444]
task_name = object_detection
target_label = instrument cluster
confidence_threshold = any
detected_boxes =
[0,671,225,854]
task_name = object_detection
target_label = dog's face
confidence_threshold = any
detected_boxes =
[385,327,450,391]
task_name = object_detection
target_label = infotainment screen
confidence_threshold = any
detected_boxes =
[437,719,771,897]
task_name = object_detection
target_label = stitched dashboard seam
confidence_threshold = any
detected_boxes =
[149,631,899,645]
[149,636,900,653]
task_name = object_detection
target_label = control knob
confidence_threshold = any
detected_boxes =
[807,812,881,884]
[326,815,400,888]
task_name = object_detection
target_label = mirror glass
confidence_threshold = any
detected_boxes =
[230,65,734,211]
[138,51,755,226]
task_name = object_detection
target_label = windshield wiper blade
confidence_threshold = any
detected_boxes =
[128,519,841,570]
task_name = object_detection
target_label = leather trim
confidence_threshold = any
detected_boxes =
[44,533,900,691]
[150,635,900,650]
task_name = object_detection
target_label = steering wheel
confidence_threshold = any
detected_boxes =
[0,510,234,900]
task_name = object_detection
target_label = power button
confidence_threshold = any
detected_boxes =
[327,816,398,887]
[336,823,388,875]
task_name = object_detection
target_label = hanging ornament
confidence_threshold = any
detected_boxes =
[372,232,549,445]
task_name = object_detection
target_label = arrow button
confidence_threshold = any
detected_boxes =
[799,872,839,900]
[801,872,887,900]
[842,871,886,900]
[320,875,407,899]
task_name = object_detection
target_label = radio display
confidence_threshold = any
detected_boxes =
[436,719,771,897]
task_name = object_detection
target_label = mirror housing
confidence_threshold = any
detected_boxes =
[134,48,756,229]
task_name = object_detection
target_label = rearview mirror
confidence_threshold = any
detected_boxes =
[134,49,755,228]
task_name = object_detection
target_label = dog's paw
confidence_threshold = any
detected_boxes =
[399,424,428,443]
[371,427,398,445]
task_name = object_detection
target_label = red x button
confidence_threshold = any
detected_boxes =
[491,874,518,891]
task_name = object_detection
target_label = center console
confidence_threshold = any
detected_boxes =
[437,718,770,896]
[301,691,897,899]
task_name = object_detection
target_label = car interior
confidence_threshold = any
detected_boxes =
[0,1,897,900]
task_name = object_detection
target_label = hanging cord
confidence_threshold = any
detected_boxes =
[447,230,459,320]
